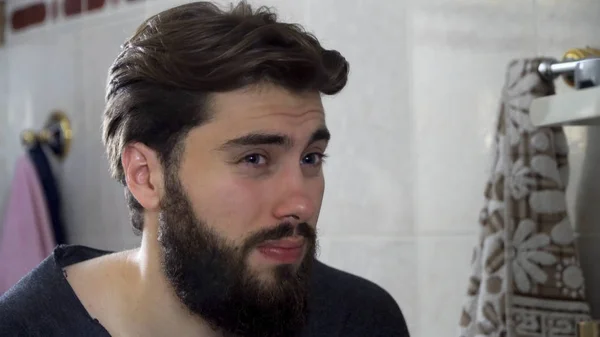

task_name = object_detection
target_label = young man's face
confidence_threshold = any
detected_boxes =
[156,83,329,336]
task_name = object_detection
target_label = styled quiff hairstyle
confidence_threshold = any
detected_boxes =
[102,1,349,233]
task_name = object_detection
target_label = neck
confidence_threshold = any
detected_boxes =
[123,216,221,337]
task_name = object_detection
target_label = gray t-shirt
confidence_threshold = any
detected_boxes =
[0,245,410,336]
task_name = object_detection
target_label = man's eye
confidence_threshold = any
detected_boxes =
[242,153,267,166]
[302,153,327,166]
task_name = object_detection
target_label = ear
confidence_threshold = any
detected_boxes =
[121,143,164,211]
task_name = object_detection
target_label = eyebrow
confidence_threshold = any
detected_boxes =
[218,126,331,151]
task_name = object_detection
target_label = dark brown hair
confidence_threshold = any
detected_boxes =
[102,1,350,233]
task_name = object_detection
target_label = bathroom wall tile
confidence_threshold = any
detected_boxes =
[534,0,600,57]
[144,0,193,19]
[408,0,537,236]
[4,27,84,244]
[415,235,476,337]
[144,0,307,28]
[4,0,46,20]
[72,10,147,249]
[317,237,417,336]
[5,32,80,172]
[410,0,536,54]
[306,0,409,134]
[410,45,515,235]
[308,0,413,237]
[4,0,57,46]
[244,0,307,24]
[79,0,141,29]
[318,125,413,237]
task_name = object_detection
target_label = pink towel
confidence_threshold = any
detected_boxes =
[0,155,56,294]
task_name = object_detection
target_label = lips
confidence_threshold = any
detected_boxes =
[258,237,305,249]
[257,237,305,264]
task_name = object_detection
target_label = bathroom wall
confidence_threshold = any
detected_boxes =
[1,0,600,336]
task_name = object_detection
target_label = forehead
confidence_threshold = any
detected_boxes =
[208,85,326,133]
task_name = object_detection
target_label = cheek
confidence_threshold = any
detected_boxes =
[186,176,266,239]
[311,176,326,217]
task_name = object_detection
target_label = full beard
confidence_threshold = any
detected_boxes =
[157,173,317,337]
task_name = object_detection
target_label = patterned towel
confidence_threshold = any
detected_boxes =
[459,59,591,337]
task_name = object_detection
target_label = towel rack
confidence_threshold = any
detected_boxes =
[21,111,72,160]
[538,47,600,88]
[531,47,600,127]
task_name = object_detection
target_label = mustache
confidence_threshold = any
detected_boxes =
[242,222,316,252]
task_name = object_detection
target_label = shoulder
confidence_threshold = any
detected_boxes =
[310,260,411,337]
[0,255,59,335]
[0,245,114,336]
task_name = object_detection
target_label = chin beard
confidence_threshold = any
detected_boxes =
[157,175,317,337]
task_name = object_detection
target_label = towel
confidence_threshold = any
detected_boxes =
[0,154,56,294]
[459,59,591,337]
[29,141,66,245]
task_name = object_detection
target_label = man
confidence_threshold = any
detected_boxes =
[0,2,409,337]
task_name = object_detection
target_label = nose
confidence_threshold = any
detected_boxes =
[271,167,318,224]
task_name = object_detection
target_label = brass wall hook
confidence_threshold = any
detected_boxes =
[21,111,72,160]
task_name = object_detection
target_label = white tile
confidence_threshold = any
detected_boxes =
[317,237,417,336]
[5,28,82,168]
[4,26,89,247]
[80,0,144,31]
[416,235,476,337]
[319,128,413,236]
[65,15,148,250]
[244,0,307,24]
[308,0,408,132]
[306,0,412,236]
[4,0,81,47]
[145,0,188,17]
[145,0,308,31]
[410,0,536,53]
[409,0,536,235]
[534,0,600,57]
[411,46,514,235]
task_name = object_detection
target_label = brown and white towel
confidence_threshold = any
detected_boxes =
[459,59,591,337]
